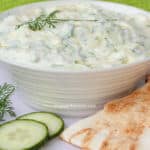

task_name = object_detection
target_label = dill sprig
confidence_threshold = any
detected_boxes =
[16,10,60,31]
[0,83,16,121]
[16,10,116,31]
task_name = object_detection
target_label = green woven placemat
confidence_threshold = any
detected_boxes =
[0,0,150,12]
[104,0,150,11]
[0,0,45,12]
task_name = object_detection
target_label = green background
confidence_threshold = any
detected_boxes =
[0,0,150,12]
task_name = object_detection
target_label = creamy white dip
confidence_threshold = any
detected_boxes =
[0,4,150,70]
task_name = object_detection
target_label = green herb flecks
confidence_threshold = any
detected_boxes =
[16,10,117,31]
[0,83,16,121]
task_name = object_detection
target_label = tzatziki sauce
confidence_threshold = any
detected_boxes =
[0,4,150,70]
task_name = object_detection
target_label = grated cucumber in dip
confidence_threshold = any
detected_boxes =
[0,4,150,70]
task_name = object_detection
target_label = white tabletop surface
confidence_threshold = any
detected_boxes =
[0,64,80,150]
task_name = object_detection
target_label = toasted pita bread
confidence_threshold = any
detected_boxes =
[61,79,150,150]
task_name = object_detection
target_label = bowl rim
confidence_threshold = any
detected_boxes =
[0,58,149,74]
[0,0,150,74]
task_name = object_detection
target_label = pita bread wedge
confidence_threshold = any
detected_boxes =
[61,80,150,150]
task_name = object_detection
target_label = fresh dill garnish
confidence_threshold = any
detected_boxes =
[0,83,16,121]
[16,10,117,31]
[16,10,60,31]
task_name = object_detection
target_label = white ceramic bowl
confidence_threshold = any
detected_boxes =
[0,0,150,116]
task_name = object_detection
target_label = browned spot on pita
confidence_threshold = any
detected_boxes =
[124,124,144,138]
[104,93,137,113]
[99,131,113,150]
[104,82,150,114]
[100,136,137,150]
[130,143,136,150]
[145,75,150,83]
[82,129,97,147]
[100,140,109,150]
[140,105,148,113]
[69,128,91,143]
[105,99,135,113]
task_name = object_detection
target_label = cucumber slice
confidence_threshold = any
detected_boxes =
[0,119,48,150]
[18,112,64,138]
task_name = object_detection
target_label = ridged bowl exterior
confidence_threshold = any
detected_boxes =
[0,0,150,116]
[3,61,148,116]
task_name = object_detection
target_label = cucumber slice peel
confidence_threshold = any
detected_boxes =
[18,112,64,138]
[0,119,49,150]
